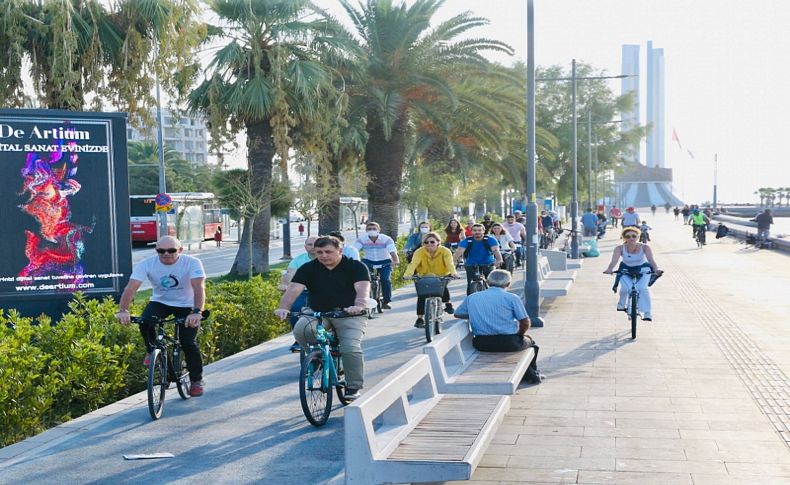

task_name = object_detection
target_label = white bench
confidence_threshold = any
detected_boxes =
[538,255,577,282]
[537,256,573,297]
[423,322,536,395]
[345,355,510,485]
[540,249,568,270]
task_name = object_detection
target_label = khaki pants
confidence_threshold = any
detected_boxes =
[293,313,367,390]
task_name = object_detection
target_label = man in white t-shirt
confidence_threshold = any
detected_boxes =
[354,221,400,309]
[116,236,207,396]
[503,214,526,267]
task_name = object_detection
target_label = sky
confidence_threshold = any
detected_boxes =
[308,0,790,204]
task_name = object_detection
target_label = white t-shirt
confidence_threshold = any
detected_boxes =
[354,234,397,261]
[502,222,525,241]
[493,232,514,250]
[130,254,206,308]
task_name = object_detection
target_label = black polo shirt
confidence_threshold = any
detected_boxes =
[292,256,370,311]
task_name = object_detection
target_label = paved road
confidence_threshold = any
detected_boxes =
[4,214,790,483]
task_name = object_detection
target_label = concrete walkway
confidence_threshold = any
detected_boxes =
[439,213,790,484]
[3,214,790,484]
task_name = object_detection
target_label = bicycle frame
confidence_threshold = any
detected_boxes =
[304,322,342,391]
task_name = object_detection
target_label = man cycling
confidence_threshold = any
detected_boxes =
[453,223,503,294]
[621,207,640,228]
[275,236,370,401]
[354,221,399,310]
[503,214,526,267]
[116,236,206,397]
[689,208,709,245]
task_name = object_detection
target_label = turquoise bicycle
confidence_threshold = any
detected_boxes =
[291,309,354,426]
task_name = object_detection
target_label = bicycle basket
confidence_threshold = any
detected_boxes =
[414,277,447,298]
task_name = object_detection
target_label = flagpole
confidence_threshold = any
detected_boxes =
[713,153,718,209]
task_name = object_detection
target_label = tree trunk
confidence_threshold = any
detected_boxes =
[318,154,341,234]
[365,117,407,239]
[230,120,276,275]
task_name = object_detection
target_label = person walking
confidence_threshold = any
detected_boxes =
[755,208,774,241]
[214,226,222,248]
[581,207,598,237]
[298,222,305,236]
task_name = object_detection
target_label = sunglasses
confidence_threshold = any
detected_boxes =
[423,240,438,245]
[156,248,178,254]
[623,234,638,239]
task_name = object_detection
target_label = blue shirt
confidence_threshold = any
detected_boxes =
[581,212,598,229]
[455,287,528,336]
[343,245,361,261]
[458,235,499,265]
[287,252,312,270]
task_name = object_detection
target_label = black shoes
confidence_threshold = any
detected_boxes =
[444,303,454,314]
[414,318,425,328]
[524,367,544,384]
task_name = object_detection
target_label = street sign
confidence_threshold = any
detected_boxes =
[154,193,172,213]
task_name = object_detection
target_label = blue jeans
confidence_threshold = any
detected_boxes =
[363,259,392,303]
[288,290,309,329]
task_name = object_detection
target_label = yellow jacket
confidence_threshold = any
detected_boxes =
[404,246,455,277]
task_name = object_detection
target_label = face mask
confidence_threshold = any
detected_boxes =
[367,230,379,238]
[419,227,429,233]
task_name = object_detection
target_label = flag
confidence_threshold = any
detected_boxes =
[687,149,695,159]
[671,128,683,150]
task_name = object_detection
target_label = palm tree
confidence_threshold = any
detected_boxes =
[0,0,202,123]
[339,0,512,237]
[190,0,342,275]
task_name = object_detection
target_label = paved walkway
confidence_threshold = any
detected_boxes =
[3,214,790,484]
[440,214,790,484]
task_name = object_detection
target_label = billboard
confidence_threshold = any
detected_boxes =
[0,110,131,318]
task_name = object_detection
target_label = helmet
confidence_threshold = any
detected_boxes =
[626,207,634,211]
[693,209,700,214]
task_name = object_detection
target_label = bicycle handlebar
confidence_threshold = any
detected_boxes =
[289,309,358,319]
[406,275,460,281]
[130,310,211,325]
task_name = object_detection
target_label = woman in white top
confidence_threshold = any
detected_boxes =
[603,227,663,321]
[490,223,516,273]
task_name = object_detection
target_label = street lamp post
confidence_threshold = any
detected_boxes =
[587,109,593,210]
[524,0,543,327]
[154,71,168,238]
[713,153,718,209]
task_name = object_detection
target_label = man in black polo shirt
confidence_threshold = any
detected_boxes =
[275,236,370,400]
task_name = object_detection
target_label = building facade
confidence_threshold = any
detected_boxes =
[646,40,665,169]
[621,44,640,164]
[126,109,209,165]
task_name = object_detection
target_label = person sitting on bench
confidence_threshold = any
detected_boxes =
[454,269,543,384]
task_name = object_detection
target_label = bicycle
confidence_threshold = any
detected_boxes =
[608,269,660,339]
[446,242,464,268]
[466,264,491,294]
[291,308,358,426]
[693,224,706,247]
[367,265,383,317]
[539,229,555,250]
[501,249,516,274]
[410,276,456,343]
[131,310,210,420]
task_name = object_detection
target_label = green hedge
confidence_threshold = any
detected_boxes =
[0,274,288,448]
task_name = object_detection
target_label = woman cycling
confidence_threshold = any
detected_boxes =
[444,219,464,252]
[403,232,460,328]
[602,227,663,321]
[404,221,431,263]
[490,223,516,273]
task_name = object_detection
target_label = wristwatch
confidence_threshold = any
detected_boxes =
[191,308,202,315]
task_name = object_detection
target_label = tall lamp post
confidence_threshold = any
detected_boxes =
[712,153,718,210]
[524,0,543,326]
[538,68,635,258]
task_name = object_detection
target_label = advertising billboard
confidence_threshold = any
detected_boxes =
[0,110,131,318]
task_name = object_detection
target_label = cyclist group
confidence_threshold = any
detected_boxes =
[116,206,673,408]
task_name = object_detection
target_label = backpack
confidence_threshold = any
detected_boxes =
[462,237,493,259]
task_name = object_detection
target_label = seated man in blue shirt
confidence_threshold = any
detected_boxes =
[454,269,542,384]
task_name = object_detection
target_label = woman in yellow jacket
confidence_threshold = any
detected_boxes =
[403,231,460,328]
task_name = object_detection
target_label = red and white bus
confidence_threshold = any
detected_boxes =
[130,193,222,246]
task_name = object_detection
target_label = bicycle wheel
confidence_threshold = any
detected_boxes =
[629,291,638,340]
[335,354,351,406]
[425,298,438,343]
[147,348,167,420]
[173,347,192,400]
[299,350,332,426]
[373,280,383,313]
[505,254,515,274]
